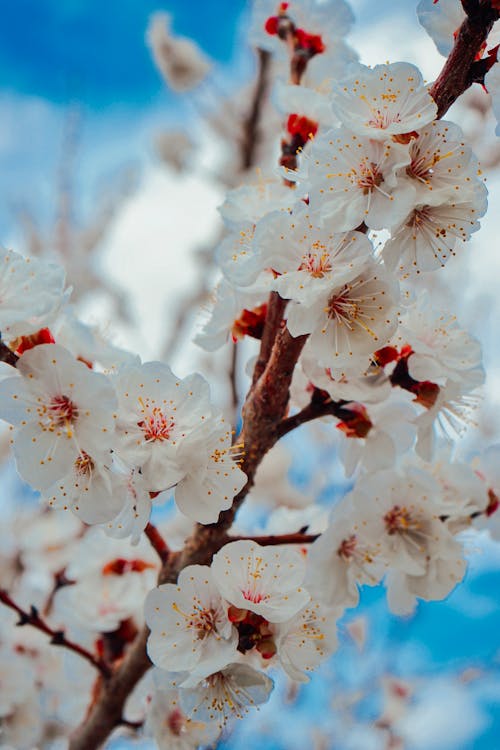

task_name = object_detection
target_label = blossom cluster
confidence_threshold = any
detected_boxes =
[1,0,500,748]
[0,248,247,543]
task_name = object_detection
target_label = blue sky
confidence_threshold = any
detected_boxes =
[0,0,247,106]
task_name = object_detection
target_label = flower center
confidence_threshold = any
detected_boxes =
[74,451,93,477]
[337,534,357,561]
[356,161,383,193]
[48,395,79,429]
[137,403,175,442]
[326,287,358,326]
[299,243,332,278]
[384,505,420,535]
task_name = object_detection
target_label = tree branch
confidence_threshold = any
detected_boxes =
[430,0,499,118]
[276,393,349,439]
[0,589,111,678]
[241,49,272,170]
[228,531,320,546]
[144,522,170,564]
[0,340,18,367]
[251,292,288,387]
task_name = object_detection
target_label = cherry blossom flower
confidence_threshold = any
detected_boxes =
[219,178,295,229]
[254,206,374,305]
[145,565,238,679]
[250,0,354,56]
[307,500,385,608]
[300,127,415,231]
[195,276,272,352]
[274,598,341,682]
[101,466,154,544]
[179,663,274,729]
[304,355,391,404]
[174,417,247,524]
[352,470,466,612]
[336,395,417,476]
[145,687,221,750]
[286,262,399,376]
[332,62,437,140]
[113,361,212,491]
[397,297,484,385]
[400,120,480,206]
[42,450,122,524]
[415,376,483,461]
[382,181,487,274]
[0,344,117,491]
[55,528,158,632]
[211,540,310,623]
[0,249,68,341]
[417,0,465,56]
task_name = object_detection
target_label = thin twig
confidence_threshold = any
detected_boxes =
[0,340,18,367]
[228,531,320,546]
[241,49,272,170]
[144,522,170,564]
[229,343,239,420]
[276,395,348,439]
[0,589,111,678]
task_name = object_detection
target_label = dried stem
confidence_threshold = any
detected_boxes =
[0,589,111,678]
[430,0,499,118]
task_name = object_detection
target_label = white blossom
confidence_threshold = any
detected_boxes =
[179,663,274,729]
[287,262,399,376]
[113,361,212,491]
[145,686,221,750]
[145,565,238,679]
[274,598,340,682]
[300,127,415,231]
[417,0,465,56]
[211,540,310,623]
[254,205,374,305]
[0,249,68,341]
[0,344,117,491]
[332,62,437,139]
[382,182,487,274]
[174,418,247,524]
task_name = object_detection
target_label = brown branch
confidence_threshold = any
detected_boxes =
[276,394,349,439]
[430,0,499,118]
[0,589,111,678]
[251,292,288,387]
[228,531,320,546]
[241,49,272,170]
[144,522,170,564]
[229,342,239,418]
[0,340,18,367]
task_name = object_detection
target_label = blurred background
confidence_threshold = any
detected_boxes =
[1,1,500,748]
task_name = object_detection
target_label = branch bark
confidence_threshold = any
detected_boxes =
[431,0,499,117]
[0,589,110,678]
